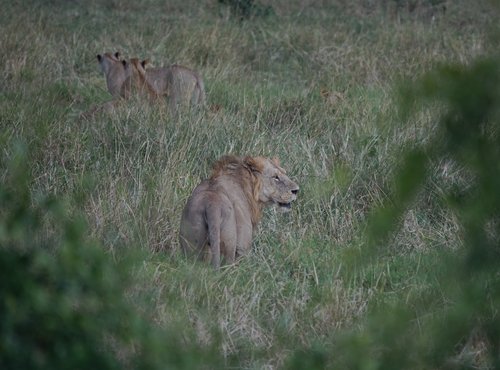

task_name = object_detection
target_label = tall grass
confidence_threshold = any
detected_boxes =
[0,0,498,368]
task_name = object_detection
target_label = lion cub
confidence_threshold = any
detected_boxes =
[97,51,205,111]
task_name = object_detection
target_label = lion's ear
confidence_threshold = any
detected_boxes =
[115,51,120,59]
[122,60,127,67]
[244,157,263,174]
[141,59,149,68]
[97,54,102,62]
[271,157,286,173]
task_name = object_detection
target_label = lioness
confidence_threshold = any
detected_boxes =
[141,63,206,111]
[97,51,205,110]
[96,52,128,99]
[84,53,153,117]
[122,57,158,100]
[179,155,299,269]
[96,52,154,99]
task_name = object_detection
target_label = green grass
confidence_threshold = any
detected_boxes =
[1,0,498,368]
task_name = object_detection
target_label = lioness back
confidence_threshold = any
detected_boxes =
[143,64,205,111]
[168,65,206,107]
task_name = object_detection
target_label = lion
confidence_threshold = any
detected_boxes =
[179,155,299,269]
[96,51,205,111]
[141,63,206,112]
[96,52,128,99]
[121,57,158,100]
[96,52,154,99]
[84,53,154,117]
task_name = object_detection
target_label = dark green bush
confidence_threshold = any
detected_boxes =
[285,56,500,370]
[0,146,222,370]
[0,146,131,369]
[348,58,500,368]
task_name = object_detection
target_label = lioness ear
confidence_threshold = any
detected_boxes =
[115,52,120,59]
[141,59,149,68]
[97,54,102,62]
[122,60,127,67]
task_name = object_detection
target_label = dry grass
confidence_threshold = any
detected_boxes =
[0,0,497,368]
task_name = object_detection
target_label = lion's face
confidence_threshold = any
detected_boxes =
[257,158,299,212]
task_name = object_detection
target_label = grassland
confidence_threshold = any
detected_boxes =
[1,0,498,368]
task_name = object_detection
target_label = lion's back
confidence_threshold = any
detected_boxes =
[168,65,205,106]
[179,176,249,254]
[145,67,170,95]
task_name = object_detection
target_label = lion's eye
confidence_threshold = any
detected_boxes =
[273,175,280,181]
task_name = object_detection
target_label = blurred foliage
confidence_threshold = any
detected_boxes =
[283,51,500,370]
[0,145,221,370]
[343,58,500,367]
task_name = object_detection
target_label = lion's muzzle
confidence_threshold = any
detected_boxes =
[276,185,299,212]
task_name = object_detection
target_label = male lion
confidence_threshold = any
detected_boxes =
[179,155,299,269]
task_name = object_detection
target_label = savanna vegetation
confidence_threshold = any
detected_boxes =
[1,0,499,368]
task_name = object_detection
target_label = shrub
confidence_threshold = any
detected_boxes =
[0,145,222,370]
[343,58,500,369]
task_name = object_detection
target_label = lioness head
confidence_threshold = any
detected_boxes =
[122,58,157,99]
[96,52,130,98]
[245,157,299,212]
[96,52,121,73]
[124,58,148,81]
